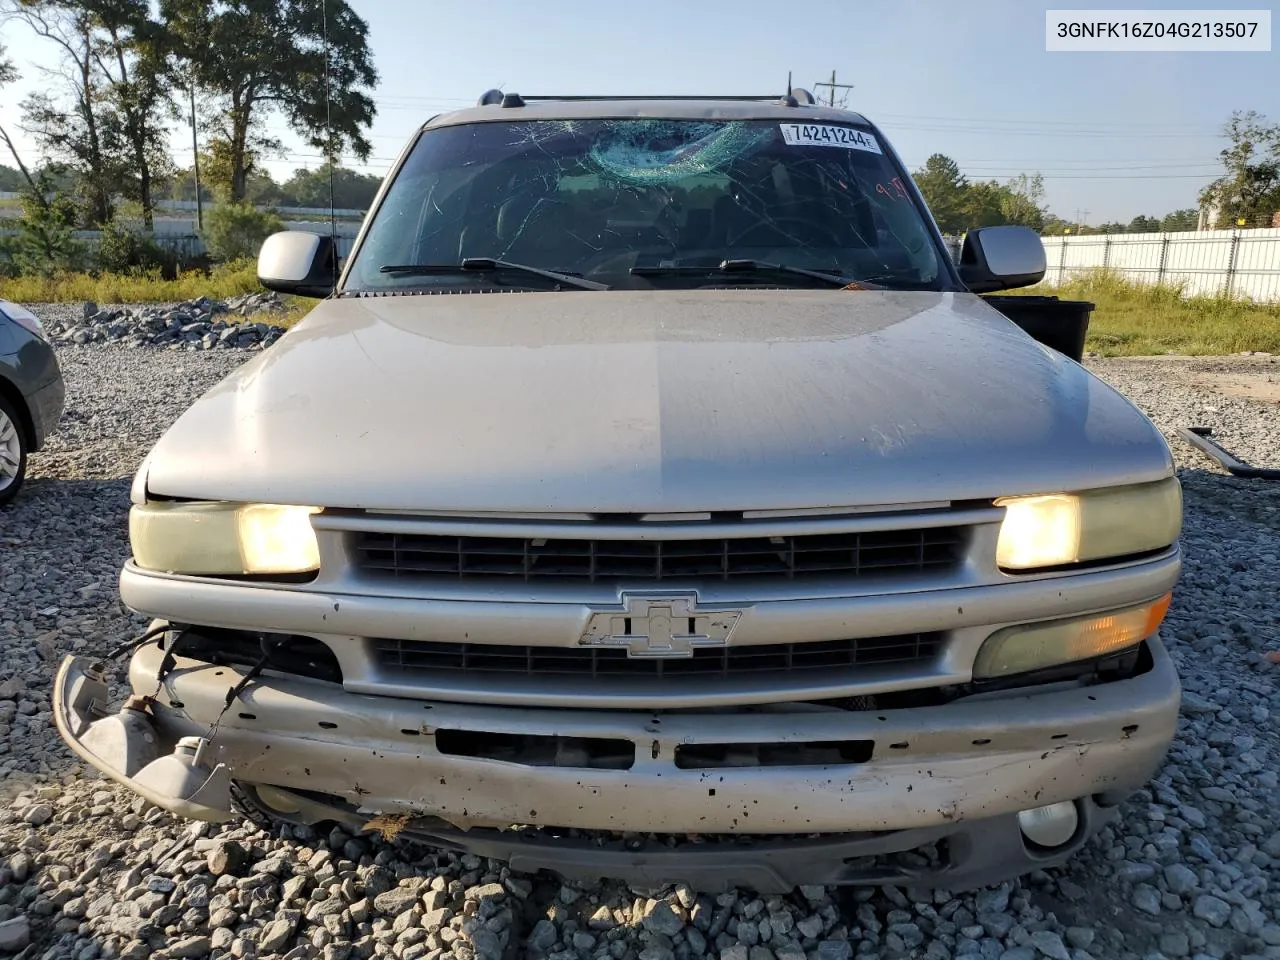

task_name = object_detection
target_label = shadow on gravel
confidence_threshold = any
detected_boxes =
[1176,466,1280,532]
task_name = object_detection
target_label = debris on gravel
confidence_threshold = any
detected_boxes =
[30,294,290,351]
[0,347,1276,960]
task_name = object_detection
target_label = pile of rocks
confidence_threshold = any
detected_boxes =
[41,294,290,352]
[0,785,908,960]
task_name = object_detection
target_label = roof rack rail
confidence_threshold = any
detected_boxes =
[476,90,824,108]
[519,94,806,102]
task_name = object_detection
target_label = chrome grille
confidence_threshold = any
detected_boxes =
[373,633,941,680]
[354,527,964,583]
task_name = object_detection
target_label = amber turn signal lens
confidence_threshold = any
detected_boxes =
[974,592,1172,679]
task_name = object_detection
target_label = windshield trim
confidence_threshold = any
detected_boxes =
[337,117,967,296]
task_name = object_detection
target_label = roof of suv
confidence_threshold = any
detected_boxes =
[422,95,872,130]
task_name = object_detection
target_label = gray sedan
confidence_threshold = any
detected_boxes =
[0,300,65,505]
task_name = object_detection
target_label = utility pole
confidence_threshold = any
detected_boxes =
[189,82,203,232]
[813,69,855,108]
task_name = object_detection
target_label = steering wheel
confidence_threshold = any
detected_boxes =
[729,216,847,249]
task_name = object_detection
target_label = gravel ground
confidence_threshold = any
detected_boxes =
[1,314,1278,960]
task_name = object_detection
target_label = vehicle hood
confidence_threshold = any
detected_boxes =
[140,290,1173,512]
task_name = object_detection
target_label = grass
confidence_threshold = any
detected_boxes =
[274,300,315,328]
[0,258,265,305]
[1006,269,1280,357]
[0,258,317,327]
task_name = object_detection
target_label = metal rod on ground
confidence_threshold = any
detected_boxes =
[1177,426,1280,480]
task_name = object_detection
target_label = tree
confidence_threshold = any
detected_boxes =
[1041,214,1071,236]
[4,0,118,224]
[912,154,969,234]
[281,162,380,209]
[163,0,378,202]
[1127,215,1161,233]
[1199,110,1280,229]
[1160,208,1198,232]
[88,0,175,228]
[961,180,1007,228]
[999,173,1046,230]
[0,41,42,196]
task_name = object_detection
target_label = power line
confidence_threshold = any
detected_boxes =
[923,156,1217,165]
[994,174,1219,180]
[876,123,1223,140]
[871,111,1221,131]
[909,163,1222,173]
[812,70,855,108]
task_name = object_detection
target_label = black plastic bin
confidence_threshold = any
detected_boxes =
[981,296,1095,363]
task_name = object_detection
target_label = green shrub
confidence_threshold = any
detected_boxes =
[0,234,19,278]
[203,201,285,262]
[96,220,172,275]
[12,172,86,276]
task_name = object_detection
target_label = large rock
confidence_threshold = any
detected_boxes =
[0,917,30,951]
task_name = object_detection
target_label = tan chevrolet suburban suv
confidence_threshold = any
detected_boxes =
[54,89,1183,894]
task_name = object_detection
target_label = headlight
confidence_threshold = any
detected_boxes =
[995,478,1182,571]
[129,502,321,575]
[974,592,1171,679]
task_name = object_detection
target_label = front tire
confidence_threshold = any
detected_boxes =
[0,394,28,507]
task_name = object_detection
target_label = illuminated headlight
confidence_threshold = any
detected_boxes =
[129,502,321,575]
[973,593,1171,679]
[995,478,1182,571]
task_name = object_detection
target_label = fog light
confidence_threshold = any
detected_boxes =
[254,785,302,814]
[1017,801,1079,848]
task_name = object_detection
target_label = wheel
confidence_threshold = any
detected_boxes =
[0,393,29,507]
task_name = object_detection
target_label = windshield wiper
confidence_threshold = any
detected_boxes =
[632,259,884,288]
[379,257,608,291]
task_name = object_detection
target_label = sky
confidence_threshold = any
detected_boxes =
[0,0,1276,225]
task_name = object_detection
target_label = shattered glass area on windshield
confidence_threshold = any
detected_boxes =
[586,120,775,184]
[347,118,944,292]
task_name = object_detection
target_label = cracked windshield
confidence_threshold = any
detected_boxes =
[347,118,944,291]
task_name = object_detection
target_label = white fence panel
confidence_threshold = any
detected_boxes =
[1019,229,1280,302]
[1159,230,1237,297]
[1231,231,1280,302]
[1103,235,1163,285]
[1058,236,1108,281]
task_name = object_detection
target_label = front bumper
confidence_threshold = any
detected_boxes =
[55,631,1180,888]
[27,373,66,450]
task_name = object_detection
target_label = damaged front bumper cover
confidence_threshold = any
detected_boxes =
[238,781,1124,894]
[53,657,236,823]
[54,633,1180,889]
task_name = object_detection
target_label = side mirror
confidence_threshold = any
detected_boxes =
[257,231,337,298]
[958,225,1046,293]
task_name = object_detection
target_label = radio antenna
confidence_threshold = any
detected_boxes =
[321,0,337,278]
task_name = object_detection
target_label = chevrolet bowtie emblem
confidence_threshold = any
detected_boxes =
[579,594,743,658]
